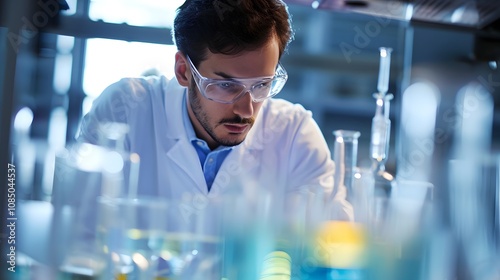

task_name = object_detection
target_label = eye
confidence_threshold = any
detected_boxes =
[214,81,242,94]
[217,82,236,89]
[253,80,272,90]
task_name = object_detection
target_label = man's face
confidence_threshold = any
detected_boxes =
[186,38,280,149]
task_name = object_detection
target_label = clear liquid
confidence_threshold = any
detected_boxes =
[97,228,222,279]
[58,252,106,280]
[158,232,222,278]
[58,261,104,280]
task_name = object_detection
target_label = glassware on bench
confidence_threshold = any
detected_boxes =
[332,129,361,205]
[369,47,395,233]
[97,196,223,280]
[56,122,136,279]
[96,196,169,280]
[329,129,375,225]
[370,93,394,231]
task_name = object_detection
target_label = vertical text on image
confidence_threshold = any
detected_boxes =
[6,163,17,273]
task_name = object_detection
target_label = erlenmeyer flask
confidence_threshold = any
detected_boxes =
[332,130,361,204]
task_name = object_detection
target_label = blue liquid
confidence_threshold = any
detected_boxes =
[301,266,366,280]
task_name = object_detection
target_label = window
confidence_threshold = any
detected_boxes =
[82,38,178,114]
[89,0,185,28]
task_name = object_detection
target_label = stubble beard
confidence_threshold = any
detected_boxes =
[188,85,248,147]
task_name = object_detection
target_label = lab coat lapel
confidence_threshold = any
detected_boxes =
[165,140,207,193]
[161,78,207,194]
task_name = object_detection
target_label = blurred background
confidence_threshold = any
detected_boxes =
[1,0,500,278]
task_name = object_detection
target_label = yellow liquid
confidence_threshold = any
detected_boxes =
[313,221,367,268]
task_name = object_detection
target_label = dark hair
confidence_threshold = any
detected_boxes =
[173,0,293,66]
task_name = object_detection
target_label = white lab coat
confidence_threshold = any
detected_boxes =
[78,75,352,228]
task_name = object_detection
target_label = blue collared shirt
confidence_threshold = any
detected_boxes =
[182,94,233,191]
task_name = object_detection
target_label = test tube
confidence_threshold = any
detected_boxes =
[377,47,393,95]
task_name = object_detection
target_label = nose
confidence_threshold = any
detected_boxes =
[232,91,254,119]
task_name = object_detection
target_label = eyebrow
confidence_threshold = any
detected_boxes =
[213,71,235,79]
[213,71,278,80]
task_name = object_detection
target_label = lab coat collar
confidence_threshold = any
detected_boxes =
[162,78,207,192]
[163,77,189,141]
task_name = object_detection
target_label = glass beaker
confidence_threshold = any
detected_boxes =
[97,196,169,280]
[332,130,361,204]
[53,142,109,279]
[54,122,138,279]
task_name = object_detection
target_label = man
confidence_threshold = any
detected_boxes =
[78,0,351,222]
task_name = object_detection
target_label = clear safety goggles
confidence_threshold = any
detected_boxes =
[187,56,288,104]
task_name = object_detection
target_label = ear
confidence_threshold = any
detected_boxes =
[174,51,190,87]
